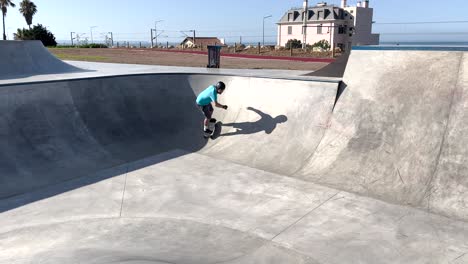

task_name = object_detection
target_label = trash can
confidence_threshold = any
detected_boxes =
[207,45,222,68]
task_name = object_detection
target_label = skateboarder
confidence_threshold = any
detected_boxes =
[196,81,228,134]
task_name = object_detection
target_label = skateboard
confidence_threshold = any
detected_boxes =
[204,118,217,139]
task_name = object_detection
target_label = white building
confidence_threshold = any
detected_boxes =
[277,0,379,51]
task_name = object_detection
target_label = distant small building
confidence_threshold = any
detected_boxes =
[180,37,224,48]
[277,0,379,51]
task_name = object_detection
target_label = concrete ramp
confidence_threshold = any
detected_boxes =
[0,40,82,79]
[430,52,468,219]
[297,49,468,220]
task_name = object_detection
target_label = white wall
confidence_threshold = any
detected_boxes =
[278,23,339,47]
[345,7,379,45]
[278,24,304,46]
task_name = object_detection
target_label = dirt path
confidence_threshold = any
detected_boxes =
[49,48,330,71]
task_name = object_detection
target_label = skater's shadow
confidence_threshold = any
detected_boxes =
[220,107,287,137]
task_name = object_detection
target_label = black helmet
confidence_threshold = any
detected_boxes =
[216,81,226,90]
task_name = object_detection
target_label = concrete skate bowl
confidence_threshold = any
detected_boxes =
[1,47,468,264]
[0,40,83,79]
[0,74,339,201]
[0,73,338,263]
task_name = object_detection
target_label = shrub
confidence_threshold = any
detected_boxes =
[285,39,302,49]
[80,44,108,48]
[14,24,57,46]
[54,44,108,48]
[312,39,331,51]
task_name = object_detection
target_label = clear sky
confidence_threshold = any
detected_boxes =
[3,0,468,44]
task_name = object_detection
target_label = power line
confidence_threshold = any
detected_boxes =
[375,20,468,25]
[380,32,468,35]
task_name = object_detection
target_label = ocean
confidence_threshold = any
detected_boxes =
[380,41,468,46]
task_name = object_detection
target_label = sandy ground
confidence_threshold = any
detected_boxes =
[49,48,330,71]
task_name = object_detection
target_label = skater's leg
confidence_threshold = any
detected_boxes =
[201,104,214,131]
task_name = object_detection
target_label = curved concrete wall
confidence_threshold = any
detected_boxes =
[430,53,468,219]
[0,74,338,198]
[297,50,468,220]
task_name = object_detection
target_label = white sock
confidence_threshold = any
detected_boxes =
[204,125,208,131]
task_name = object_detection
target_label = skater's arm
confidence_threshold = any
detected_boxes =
[214,101,228,109]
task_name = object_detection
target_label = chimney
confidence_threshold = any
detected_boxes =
[303,0,308,9]
[357,1,361,7]
[363,0,369,8]
[341,0,347,8]
[317,2,327,7]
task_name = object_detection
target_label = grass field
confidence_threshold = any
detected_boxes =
[49,48,330,71]
[53,53,109,62]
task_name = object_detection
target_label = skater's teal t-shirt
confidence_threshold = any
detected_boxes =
[196,85,218,106]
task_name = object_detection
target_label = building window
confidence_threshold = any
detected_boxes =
[317,25,323,34]
[288,26,292,35]
[338,25,345,34]
[317,11,323,20]
[288,13,293,21]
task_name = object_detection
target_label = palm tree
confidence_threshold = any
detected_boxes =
[0,0,16,40]
[19,0,36,29]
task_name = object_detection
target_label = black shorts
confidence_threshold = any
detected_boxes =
[198,104,213,119]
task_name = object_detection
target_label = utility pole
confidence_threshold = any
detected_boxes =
[154,20,163,47]
[150,29,154,48]
[109,32,114,46]
[302,0,308,49]
[70,32,75,46]
[189,30,196,46]
[90,26,97,44]
[263,15,272,47]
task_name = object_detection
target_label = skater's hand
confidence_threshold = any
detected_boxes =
[223,105,228,110]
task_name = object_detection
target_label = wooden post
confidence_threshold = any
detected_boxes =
[332,43,336,58]
[167,41,169,49]
[139,42,142,48]
[258,42,261,54]
[290,46,293,56]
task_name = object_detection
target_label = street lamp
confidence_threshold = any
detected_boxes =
[90,26,98,44]
[6,27,12,40]
[263,15,272,47]
[154,20,163,47]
